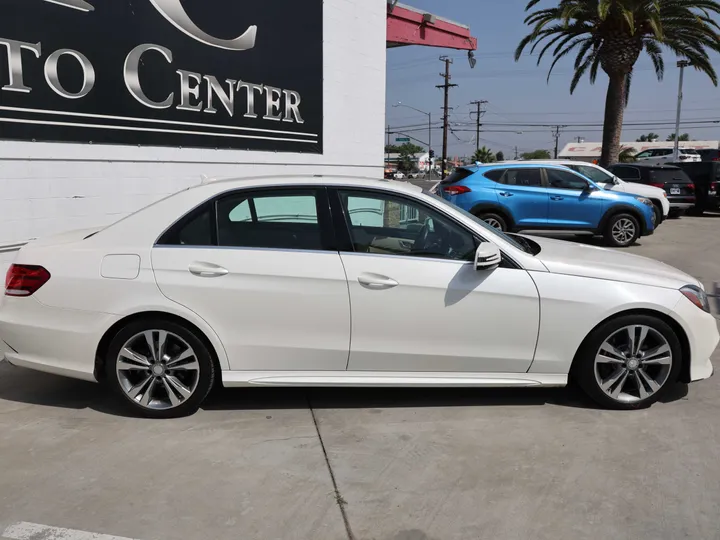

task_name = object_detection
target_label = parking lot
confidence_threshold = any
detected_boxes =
[1,214,719,540]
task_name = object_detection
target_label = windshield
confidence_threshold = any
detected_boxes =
[424,190,533,254]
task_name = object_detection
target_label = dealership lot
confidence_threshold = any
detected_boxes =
[1,214,720,540]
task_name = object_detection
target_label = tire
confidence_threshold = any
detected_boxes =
[603,213,640,247]
[477,212,507,232]
[573,314,682,410]
[105,318,215,418]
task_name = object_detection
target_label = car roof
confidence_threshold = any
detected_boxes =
[609,163,682,170]
[193,175,423,194]
[470,162,577,171]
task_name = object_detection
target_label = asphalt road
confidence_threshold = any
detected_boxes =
[1,214,719,540]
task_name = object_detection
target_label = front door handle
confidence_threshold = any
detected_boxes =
[498,192,514,197]
[188,261,229,278]
[550,196,564,201]
[358,273,399,290]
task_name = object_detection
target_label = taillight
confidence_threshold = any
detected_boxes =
[650,183,665,188]
[443,185,471,196]
[688,183,695,191]
[4,264,51,297]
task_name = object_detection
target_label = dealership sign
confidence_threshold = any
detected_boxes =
[0,0,323,153]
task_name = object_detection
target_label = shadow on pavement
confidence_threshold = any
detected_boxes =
[0,361,689,417]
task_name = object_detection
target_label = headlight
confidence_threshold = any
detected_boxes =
[680,285,711,313]
[637,197,653,207]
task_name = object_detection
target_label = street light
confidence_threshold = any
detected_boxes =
[673,60,691,161]
[393,102,432,171]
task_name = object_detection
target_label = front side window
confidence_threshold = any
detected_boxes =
[546,169,589,190]
[339,190,476,261]
[636,151,651,159]
[571,164,613,184]
[216,189,326,250]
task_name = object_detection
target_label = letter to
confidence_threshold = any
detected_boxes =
[44,49,95,99]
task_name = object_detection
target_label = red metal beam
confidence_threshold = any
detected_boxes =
[387,2,477,51]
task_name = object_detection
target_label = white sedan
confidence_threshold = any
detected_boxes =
[0,177,717,418]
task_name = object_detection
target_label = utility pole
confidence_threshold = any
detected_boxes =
[673,60,691,162]
[386,124,390,168]
[437,56,457,180]
[552,125,566,159]
[514,146,519,160]
[470,100,488,153]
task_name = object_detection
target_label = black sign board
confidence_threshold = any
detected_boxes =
[0,0,323,153]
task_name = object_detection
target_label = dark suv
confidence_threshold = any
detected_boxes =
[673,161,720,213]
[607,164,695,217]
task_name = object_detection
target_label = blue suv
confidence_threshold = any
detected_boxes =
[437,163,656,247]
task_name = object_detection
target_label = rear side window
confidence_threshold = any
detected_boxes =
[483,169,505,182]
[611,166,641,180]
[503,168,542,186]
[441,168,475,184]
[157,204,213,246]
[216,190,326,250]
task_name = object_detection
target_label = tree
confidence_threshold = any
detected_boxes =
[472,146,496,163]
[636,133,660,142]
[666,133,691,141]
[515,0,720,167]
[385,144,400,154]
[397,142,425,172]
[520,149,552,160]
[619,147,637,162]
[496,151,506,161]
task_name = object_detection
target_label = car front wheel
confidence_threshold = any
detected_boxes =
[478,212,507,232]
[603,213,640,247]
[574,315,681,410]
[105,318,215,418]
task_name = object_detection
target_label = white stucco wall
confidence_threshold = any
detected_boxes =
[0,0,387,248]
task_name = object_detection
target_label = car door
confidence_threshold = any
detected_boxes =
[544,168,605,228]
[494,167,549,227]
[331,187,540,374]
[152,187,351,372]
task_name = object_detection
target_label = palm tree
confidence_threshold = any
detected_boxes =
[666,132,691,141]
[619,146,637,162]
[473,146,496,163]
[515,0,720,166]
[636,132,660,142]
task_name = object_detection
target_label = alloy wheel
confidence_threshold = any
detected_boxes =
[116,330,201,410]
[483,217,503,230]
[594,325,673,403]
[611,218,636,245]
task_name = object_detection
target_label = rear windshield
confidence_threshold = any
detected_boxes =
[648,169,692,183]
[441,168,475,185]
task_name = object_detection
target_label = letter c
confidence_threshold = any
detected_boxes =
[124,44,174,109]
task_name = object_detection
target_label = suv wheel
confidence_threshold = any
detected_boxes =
[478,212,507,232]
[603,213,640,247]
[574,315,681,410]
[105,318,215,418]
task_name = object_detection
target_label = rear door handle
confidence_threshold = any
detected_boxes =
[498,192,514,197]
[550,196,564,201]
[188,261,229,278]
[358,273,399,290]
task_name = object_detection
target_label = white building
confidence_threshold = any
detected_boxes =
[558,140,720,162]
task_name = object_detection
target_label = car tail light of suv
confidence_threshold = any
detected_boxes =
[4,264,51,297]
[443,185,472,196]
[650,182,665,188]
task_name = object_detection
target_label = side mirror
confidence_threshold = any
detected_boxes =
[475,243,501,271]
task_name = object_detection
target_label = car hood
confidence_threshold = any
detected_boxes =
[614,179,667,199]
[526,235,699,290]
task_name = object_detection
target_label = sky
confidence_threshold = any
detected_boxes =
[385,0,720,158]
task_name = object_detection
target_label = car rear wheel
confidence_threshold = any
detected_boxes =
[477,212,507,232]
[574,315,681,410]
[105,318,215,418]
[603,213,640,247]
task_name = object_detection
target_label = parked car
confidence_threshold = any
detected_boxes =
[393,171,406,180]
[634,147,701,164]
[607,164,696,217]
[673,162,720,214]
[500,160,669,224]
[1,176,716,417]
[696,148,720,162]
[436,163,656,247]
